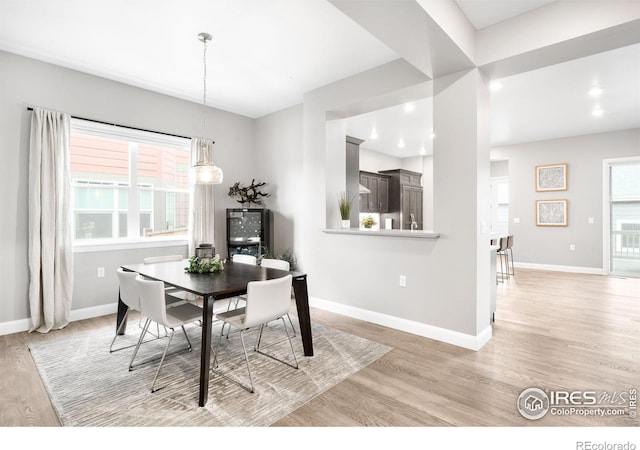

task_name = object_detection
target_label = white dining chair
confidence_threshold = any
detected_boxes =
[260,258,296,336]
[130,275,203,392]
[211,274,297,393]
[227,254,258,311]
[231,254,257,265]
[111,268,146,353]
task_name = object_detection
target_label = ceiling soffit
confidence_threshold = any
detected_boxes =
[330,0,474,79]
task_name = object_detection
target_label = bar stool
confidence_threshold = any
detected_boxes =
[506,235,515,277]
[497,236,510,283]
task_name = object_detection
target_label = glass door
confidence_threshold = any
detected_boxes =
[608,161,640,277]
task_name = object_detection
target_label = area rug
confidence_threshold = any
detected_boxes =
[29,318,391,426]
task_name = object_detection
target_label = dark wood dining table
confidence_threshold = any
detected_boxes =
[118,259,313,407]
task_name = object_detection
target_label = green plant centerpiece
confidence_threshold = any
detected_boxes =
[184,254,224,274]
[361,215,376,229]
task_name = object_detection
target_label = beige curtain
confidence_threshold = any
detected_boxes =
[188,137,216,256]
[28,108,73,333]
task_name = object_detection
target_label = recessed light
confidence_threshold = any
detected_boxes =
[592,107,604,117]
[398,138,405,148]
[404,103,415,113]
[589,86,603,97]
[490,81,503,91]
[370,128,378,139]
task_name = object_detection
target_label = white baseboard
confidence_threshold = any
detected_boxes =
[0,303,118,336]
[514,262,603,275]
[310,296,492,351]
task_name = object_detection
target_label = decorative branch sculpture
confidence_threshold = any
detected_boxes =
[228,179,270,206]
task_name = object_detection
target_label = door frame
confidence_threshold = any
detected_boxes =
[602,156,640,275]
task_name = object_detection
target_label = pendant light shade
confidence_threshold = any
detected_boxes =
[194,140,223,184]
[193,32,223,185]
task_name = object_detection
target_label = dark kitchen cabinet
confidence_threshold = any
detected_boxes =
[379,169,423,230]
[359,171,389,213]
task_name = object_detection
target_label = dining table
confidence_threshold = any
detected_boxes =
[118,259,312,407]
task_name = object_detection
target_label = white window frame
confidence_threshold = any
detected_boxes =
[70,119,191,252]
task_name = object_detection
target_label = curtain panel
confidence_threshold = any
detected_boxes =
[188,137,216,256]
[28,108,74,333]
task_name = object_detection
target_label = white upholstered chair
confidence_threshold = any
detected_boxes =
[260,258,296,336]
[111,268,148,353]
[130,276,203,392]
[211,275,297,393]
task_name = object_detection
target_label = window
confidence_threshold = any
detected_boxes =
[70,119,191,243]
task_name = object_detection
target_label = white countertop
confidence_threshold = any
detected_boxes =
[323,228,440,239]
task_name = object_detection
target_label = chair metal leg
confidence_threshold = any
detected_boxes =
[211,325,225,369]
[129,318,151,371]
[239,330,255,393]
[211,326,255,393]
[508,248,515,276]
[151,329,175,393]
[255,317,299,370]
[110,309,130,352]
[181,325,193,351]
[285,313,296,337]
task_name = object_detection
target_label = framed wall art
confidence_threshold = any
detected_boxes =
[536,199,568,226]
[535,163,567,192]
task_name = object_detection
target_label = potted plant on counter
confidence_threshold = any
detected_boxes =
[338,191,355,229]
[361,215,376,229]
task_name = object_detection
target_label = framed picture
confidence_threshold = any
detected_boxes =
[535,163,567,192]
[536,199,568,226]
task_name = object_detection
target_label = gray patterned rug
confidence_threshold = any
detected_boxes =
[29,318,391,426]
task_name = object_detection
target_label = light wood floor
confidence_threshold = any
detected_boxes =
[1,269,638,426]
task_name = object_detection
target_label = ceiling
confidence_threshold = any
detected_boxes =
[1,0,639,156]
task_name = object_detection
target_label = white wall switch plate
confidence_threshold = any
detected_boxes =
[513,217,520,224]
[399,275,407,287]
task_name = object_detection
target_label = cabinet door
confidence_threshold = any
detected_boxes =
[402,186,423,229]
[378,177,389,212]
[411,188,423,229]
[359,173,370,212]
[368,177,380,212]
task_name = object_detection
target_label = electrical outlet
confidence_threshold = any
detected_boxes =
[513,217,520,224]
[399,275,407,287]
[588,217,594,224]
[97,267,105,278]
[569,244,575,251]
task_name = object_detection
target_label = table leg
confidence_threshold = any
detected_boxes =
[116,289,128,335]
[292,275,313,356]
[199,294,214,407]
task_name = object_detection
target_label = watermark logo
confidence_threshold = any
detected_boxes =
[517,387,637,420]
[517,387,550,420]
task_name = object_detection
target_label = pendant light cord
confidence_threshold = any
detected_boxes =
[202,35,208,138]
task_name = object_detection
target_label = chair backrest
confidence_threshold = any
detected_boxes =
[135,276,169,326]
[507,235,514,249]
[116,268,141,310]
[260,258,290,271]
[232,254,257,265]
[244,275,293,329]
[498,236,509,252]
[144,254,183,264]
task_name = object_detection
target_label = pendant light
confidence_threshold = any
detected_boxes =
[193,32,223,184]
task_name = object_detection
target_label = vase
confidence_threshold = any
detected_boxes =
[341,219,350,229]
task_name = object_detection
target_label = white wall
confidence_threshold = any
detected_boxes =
[290,59,492,349]
[359,147,401,173]
[491,128,640,270]
[255,104,303,258]
[0,50,255,326]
